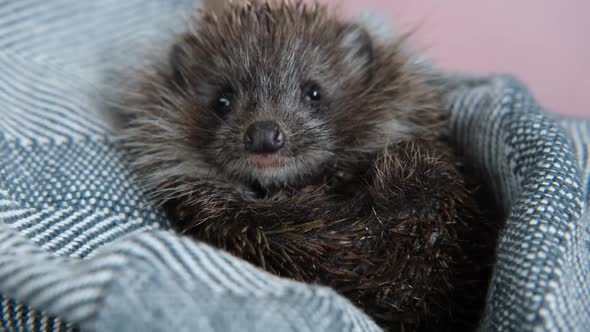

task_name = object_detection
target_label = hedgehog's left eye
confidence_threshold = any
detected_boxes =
[213,88,234,115]
[217,96,231,109]
[306,86,321,101]
[302,82,322,106]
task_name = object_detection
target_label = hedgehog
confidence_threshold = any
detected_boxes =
[120,1,496,330]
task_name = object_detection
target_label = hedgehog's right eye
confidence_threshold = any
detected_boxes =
[302,81,322,108]
[213,89,234,115]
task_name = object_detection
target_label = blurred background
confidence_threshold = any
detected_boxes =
[206,0,589,117]
[324,0,590,117]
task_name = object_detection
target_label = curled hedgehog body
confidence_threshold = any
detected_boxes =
[121,1,495,331]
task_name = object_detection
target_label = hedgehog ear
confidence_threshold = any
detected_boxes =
[338,24,374,82]
[169,43,189,88]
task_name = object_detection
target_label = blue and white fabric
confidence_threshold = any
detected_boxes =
[0,1,588,331]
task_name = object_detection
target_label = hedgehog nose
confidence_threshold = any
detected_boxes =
[244,121,285,154]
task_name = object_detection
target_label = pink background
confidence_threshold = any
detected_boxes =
[321,0,589,117]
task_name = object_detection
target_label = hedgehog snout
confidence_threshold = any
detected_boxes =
[243,121,286,154]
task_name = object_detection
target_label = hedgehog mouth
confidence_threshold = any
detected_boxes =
[219,149,331,187]
[251,154,286,169]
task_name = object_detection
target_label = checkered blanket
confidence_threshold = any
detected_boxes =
[1,1,588,331]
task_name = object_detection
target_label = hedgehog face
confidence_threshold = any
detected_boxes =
[166,3,378,188]
[127,2,439,190]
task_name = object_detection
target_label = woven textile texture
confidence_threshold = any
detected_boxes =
[0,0,588,331]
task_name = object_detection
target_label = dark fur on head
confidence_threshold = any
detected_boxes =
[122,0,446,194]
[121,1,495,331]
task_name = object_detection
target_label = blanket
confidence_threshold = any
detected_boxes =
[0,1,588,331]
